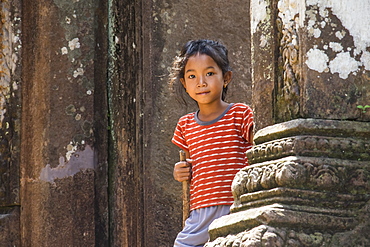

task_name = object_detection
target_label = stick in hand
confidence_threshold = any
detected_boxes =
[179,150,190,227]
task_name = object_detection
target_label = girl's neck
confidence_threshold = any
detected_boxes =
[197,101,230,122]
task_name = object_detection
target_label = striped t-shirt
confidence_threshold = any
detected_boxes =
[172,103,254,211]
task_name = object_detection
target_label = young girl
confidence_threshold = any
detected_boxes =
[170,39,254,247]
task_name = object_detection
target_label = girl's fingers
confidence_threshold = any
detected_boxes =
[174,161,192,182]
[186,158,193,164]
[178,161,189,167]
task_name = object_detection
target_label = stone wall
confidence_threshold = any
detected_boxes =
[0,0,253,246]
[19,0,108,246]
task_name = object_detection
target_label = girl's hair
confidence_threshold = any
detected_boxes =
[170,39,232,105]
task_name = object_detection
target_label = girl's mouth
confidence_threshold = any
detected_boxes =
[196,91,209,95]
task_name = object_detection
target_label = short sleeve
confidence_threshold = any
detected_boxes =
[172,117,189,151]
[241,105,254,144]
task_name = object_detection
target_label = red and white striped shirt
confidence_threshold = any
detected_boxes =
[172,103,254,211]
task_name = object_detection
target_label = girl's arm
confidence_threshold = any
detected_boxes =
[248,125,254,145]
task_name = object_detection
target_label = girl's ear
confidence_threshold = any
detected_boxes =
[180,78,186,89]
[223,71,233,87]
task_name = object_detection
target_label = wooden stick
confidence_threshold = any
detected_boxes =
[179,150,190,227]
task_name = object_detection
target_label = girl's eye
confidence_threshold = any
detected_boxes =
[206,72,214,76]
[188,75,195,79]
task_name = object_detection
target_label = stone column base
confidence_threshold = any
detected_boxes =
[206,119,370,247]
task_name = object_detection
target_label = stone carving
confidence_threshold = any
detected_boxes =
[205,224,334,247]
[206,201,370,246]
[275,12,301,121]
[232,157,369,212]
[231,118,370,214]
[235,157,369,193]
[246,136,370,164]
[206,222,369,247]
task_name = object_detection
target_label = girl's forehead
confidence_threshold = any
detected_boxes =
[185,54,218,69]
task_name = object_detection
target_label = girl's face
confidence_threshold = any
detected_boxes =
[180,54,232,107]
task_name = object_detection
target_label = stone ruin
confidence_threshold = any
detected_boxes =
[1,0,369,246]
[205,0,370,246]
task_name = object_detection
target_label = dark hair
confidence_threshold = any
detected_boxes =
[170,39,232,105]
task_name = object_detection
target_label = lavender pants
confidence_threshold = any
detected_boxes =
[174,205,230,247]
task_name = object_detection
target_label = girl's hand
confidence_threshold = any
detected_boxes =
[173,159,192,182]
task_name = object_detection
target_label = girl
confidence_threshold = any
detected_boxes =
[170,39,254,247]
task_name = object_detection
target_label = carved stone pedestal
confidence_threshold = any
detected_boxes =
[206,119,370,247]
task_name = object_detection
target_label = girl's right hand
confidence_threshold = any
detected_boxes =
[173,159,192,182]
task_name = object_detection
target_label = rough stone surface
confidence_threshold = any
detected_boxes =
[107,1,145,246]
[250,0,277,131]
[251,0,370,131]
[19,0,108,246]
[0,0,21,245]
[0,207,20,246]
[300,2,370,122]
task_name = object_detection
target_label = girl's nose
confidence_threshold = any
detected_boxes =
[197,76,206,87]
